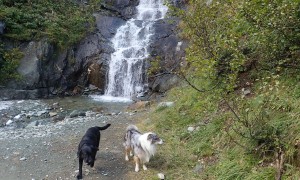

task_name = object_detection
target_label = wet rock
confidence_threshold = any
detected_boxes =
[88,84,99,91]
[69,110,86,118]
[0,89,42,100]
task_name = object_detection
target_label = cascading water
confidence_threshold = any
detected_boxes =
[103,0,168,101]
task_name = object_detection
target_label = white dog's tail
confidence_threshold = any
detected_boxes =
[124,125,139,148]
[126,124,138,131]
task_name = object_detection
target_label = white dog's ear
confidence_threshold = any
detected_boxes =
[147,133,154,140]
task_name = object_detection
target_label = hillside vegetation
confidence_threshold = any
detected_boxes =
[145,0,300,179]
[0,0,101,84]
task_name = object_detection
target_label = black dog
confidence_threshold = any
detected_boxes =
[77,124,111,179]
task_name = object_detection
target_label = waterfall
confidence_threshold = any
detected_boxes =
[103,0,168,100]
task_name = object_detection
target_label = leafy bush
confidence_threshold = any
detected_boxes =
[144,0,300,179]
[170,0,300,92]
[0,0,101,47]
[0,46,23,84]
[0,0,101,82]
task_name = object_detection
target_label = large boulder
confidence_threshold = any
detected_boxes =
[147,17,187,94]
[0,4,130,100]
[151,74,180,93]
[101,0,139,19]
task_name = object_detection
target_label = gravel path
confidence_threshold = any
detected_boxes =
[0,111,147,180]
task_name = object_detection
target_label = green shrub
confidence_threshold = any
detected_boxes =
[0,47,23,84]
[0,0,100,47]
[146,1,300,179]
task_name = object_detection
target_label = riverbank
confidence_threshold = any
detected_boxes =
[0,106,161,179]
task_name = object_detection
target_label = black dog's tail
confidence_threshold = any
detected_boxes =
[97,124,111,131]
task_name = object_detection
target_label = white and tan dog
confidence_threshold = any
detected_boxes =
[123,125,163,172]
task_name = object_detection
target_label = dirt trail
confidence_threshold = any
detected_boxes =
[0,112,151,180]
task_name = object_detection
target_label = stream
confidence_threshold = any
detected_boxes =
[0,95,132,131]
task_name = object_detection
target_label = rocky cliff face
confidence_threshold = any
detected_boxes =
[0,0,186,100]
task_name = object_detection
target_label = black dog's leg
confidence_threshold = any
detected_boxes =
[77,157,83,179]
[91,152,96,167]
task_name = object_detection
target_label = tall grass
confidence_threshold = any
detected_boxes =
[138,70,300,179]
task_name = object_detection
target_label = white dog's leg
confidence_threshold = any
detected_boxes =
[125,147,130,161]
[125,155,129,161]
[130,151,133,157]
[134,156,140,172]
[142,164,148,171]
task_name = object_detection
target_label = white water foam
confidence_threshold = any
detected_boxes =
[0,101,13,110]
[89,95,132,103]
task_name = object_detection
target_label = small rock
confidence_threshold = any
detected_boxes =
[26,111,35,118]
[26,120,39,128]
[193,164,203,174]
[188,126,195,132]
[158,102,174,108]
[242,88,251,96]
[157,173,165,179]
[36,110,48,116]
[70,110,86,118]
[102,172,108,176]
[52,102,60,109]
[14,114,23,120]
[20,157,27,161]
[49,112,58,117]
[5,120,13,126]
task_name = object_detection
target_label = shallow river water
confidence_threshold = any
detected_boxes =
[0,95,132,130]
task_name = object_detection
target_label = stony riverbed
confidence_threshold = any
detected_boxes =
[0,95,155,180]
